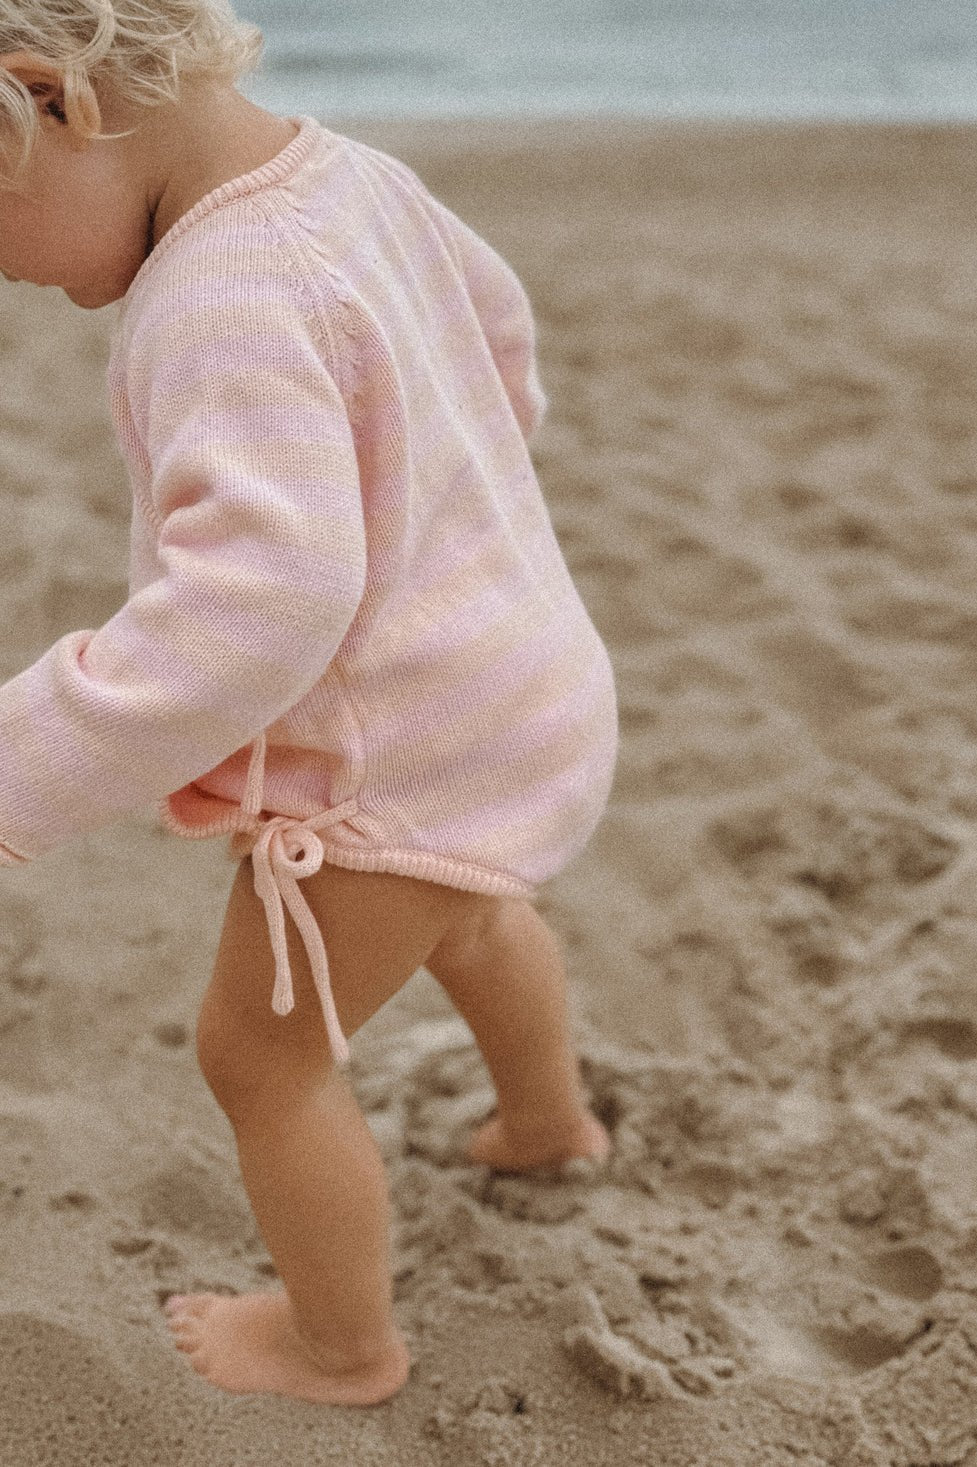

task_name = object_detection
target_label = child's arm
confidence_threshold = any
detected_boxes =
[428,202,549,444]
[341,145,548,444]
[0,246,366,866]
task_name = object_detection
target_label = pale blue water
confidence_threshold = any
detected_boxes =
[236,0,977,123]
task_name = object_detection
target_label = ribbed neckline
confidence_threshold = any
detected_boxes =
[117,113,334,309]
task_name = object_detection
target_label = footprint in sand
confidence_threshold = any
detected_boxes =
[805,1272,940,1371]
[897,1015,977,1061]
[709,786,956,908]
[727,1229,945,1380]
[857,1243,944,1303]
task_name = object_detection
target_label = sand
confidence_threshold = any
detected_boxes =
[1,113,976,1465]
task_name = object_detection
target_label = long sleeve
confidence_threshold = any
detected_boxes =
[426,198,549,443]
[0,260,366,866]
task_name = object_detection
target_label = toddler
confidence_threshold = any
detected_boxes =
[0,0,618,1408]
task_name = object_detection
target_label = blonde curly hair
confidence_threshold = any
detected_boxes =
[0,0,264,186]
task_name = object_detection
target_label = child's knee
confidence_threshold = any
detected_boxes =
[427,894,532,978]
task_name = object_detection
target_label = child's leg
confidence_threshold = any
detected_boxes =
[167,859,496,1407]
[425,898,610,1167]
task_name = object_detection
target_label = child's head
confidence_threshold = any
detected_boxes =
[0,0,267,306]
[0,0,264,184]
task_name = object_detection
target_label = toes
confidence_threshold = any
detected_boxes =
[587,1121,612,1162]
[466,1118,502,1163]
[164,1292,214,1319]
[166,1314,199,1347]
[182,1294,216,1318]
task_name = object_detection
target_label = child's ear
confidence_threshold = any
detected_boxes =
[0,49,64,95]
[24,82,66,124]
[0,51,69,125]
[0,51,95,150]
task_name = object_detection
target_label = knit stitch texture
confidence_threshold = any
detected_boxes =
[0,116,618,1041]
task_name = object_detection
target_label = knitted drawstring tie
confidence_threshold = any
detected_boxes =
[237,731,357,1068]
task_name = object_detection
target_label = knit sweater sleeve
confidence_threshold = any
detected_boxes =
[0,258,366,866]
[428,201,549,443]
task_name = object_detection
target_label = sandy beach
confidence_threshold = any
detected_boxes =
[1,114,977,1464]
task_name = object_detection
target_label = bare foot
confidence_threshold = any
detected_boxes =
[465,1110,611,1171]
[162,1290,410,1406]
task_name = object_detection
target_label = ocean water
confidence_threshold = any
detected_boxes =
[236,0,977,123]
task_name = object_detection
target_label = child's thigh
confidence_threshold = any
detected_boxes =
[196,857,496,1094]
